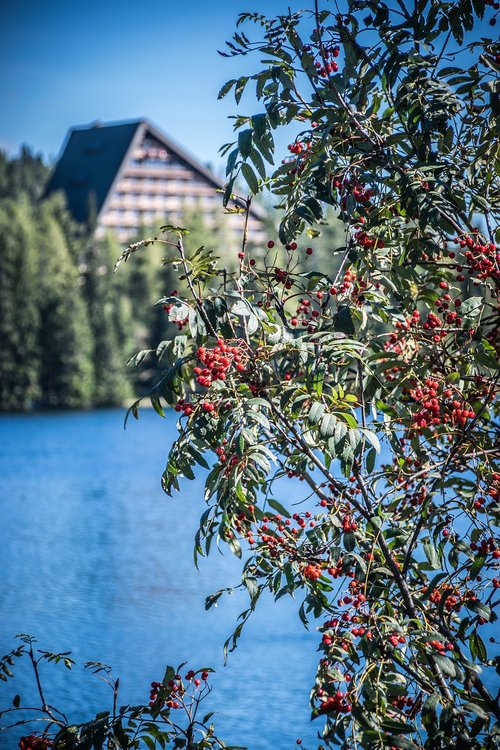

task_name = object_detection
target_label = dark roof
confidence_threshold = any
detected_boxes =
[45,120,141,224]
[45,118,266,225]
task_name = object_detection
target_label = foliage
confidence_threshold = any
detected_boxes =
[81,233,133,407]
[0,149,234,410]
[0,146,49,202]
[0,636,236,750]
[1,0,499,748]
[37,198,95,409]
[0,198,41,410]
[126,2,498,748]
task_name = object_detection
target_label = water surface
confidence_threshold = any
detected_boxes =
[0,410,319,749]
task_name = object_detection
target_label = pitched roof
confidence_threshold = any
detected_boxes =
[45,118,266,225]
[45,120,141,224]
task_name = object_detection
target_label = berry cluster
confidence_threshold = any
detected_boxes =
[470,535,500,559]
[302,42,341,79]
[332,177,375,202]
[487,473,500,503]
[149,669,210,711]
[453,235,500,282]
[317,690,352,714]
[303,563,322,581]
[354,230,384,250]
[393,301,463,342]
[314,58,339,77]
[341,514,357,533]
[274,266,293,288]
[291,295,322,329]
[326,559,347,579]
[424,583,475,612]
[174,399,194,417]
[406,377,475,433]
[149,680,163,706]
[288,139,313,155]
[330,268,369,300]
[215,438,229,463]
[19,737,53,750]
[337,180,376,208]
[194,340,247,388]
[229,511,252,541]
[427,640,454,654]
[387,632,407,648]
[223,506,328,559]
[390,694,415,713]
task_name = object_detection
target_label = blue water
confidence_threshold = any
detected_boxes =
[0,410,319,750]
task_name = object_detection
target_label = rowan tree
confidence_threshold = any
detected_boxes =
[2,1,499,748]
[125,1,499,746]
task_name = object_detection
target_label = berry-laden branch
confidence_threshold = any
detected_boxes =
[132,2,499,748]
[1,639,231,750]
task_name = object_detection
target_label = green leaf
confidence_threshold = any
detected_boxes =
[267,498,291,518]
[422,693,440,730]
[226,147,240,176]
[308,401,325,424]
[469,631,487,662]
[466,600,492,621]
[250,148,267,179]
[320,412,337,437]
[343,532,356,552]
[365,446,376,473]
[238,129,253,159]
[459,296,482,317]
[335,306,355,335]
[218,79,236,99]
[360,428,381,454]
[432,653,457,677]
[423,540,440,569]
[463,701,490,721]
[229,537,242,559]
[241,162,259,194]
[234,76,249,104]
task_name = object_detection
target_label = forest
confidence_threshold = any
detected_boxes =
[0,147,342,412]
[0,148,236,411]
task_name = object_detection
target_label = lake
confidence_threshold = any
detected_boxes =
[0,409,319,750]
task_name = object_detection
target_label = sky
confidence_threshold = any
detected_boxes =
[0,0,294,173]
[1,1,496,175]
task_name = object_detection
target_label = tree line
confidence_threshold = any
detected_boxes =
[0,148,228,411]
[0,147,344,412]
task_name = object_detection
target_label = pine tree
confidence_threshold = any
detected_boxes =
[0,146,48,201]
[82,234,132,406]
[37,200,95,408]
[0,198,41,410]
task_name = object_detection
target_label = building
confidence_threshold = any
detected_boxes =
[45,118,266,244]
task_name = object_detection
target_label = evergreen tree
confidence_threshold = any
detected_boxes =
[0,199,40,410]
[37,200,95,408]
[0,146,49,201]
[125,225,160,331]
[82,235,132,406]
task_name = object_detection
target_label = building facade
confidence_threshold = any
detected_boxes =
[46,119,266,244]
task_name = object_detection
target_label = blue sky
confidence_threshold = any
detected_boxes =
[0,0,293,172]
[2,1,496,174]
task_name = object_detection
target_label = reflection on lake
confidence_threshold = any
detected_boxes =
[0,410,319,749]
